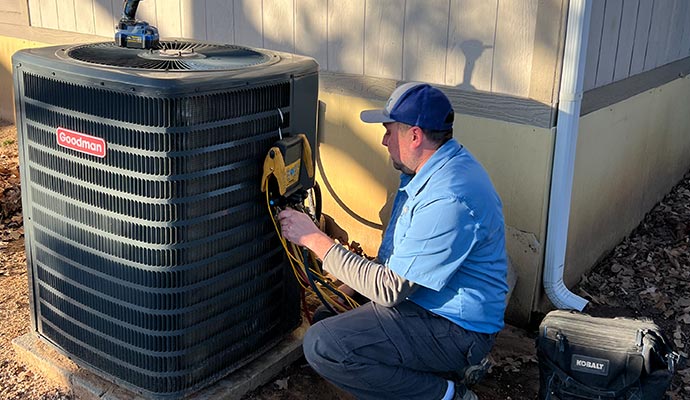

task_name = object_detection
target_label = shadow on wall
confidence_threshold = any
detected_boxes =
[315,100,396,243]
[399,2,452,83]
[95,0,117,36]
[293,3,326,66]
[458,39,493,91]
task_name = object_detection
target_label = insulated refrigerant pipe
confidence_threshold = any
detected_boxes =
[543,0,591,311]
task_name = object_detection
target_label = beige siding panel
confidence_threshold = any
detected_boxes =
[402,0,450,84]
[595,0,622,87]
[135,0,157,28]
[156,0,181,38]
[295,0,328,66]
[55,0,77,32]
[327,0,364,74]
[295,0,327,67]
[205,0,233,43]
[180,0,207,40]
[665,0,687,61]
[612,0,638,82]
[111,0,122,33]
[445,0,497,92]
[39,0,59,29]
[568,78,690,296]
[0,0,23,13]
[680,3,690,58]
[110,0,121,18]
[492,0,538,96]
[74,0,96,35]
[109,0,121,29]
[629,0,652,74]
[234,0,262,47]
[28,0,42,27]
[264,0,294,53]
[93,0,115,36]
[644,0,673,71]
[0,0,30,26]
[364,0,404,80]
[583,0,604,91]
[528,0,569,105]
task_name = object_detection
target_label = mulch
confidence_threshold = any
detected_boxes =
[576,171,690,398]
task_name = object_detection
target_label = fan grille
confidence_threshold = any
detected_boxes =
[67,41,272,71]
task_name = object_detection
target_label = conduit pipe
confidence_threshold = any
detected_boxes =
[543,0,591,311]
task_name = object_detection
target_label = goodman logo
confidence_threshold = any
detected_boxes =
[571,354,610,376]
[56,127,106,158]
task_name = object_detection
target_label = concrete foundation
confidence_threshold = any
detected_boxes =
[12,321,309,400]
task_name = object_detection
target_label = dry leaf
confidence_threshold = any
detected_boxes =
[674,328,683,340]
[274,378,289,390]
[640,286,657,295]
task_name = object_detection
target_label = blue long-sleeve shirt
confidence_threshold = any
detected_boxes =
[378,139,508,334]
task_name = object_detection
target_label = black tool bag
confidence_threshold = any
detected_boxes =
[536,310,682,400]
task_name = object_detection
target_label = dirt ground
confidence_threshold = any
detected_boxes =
[0,119,688,400]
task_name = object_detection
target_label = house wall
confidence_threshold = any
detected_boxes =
[315,89,555,323]
[0,36,43,122]
[21,0,567,102]
[24,0,690,96]
[0,0,29,26]
[584,0,690,91]
[562,75,690,294]
[0,28,104,122]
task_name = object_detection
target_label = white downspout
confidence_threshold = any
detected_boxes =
[543,0,591,311]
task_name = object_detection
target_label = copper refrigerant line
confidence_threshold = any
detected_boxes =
[262,183,359,323]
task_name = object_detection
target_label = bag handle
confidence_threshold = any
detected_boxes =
[641,329,683,374]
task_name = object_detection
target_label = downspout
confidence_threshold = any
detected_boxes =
[543,0,591,311]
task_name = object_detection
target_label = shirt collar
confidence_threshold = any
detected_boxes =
[399,139,463,197]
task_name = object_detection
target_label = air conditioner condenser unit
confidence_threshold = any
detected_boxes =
[12,40,318,398]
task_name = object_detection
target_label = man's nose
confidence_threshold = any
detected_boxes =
[382,134,388,146]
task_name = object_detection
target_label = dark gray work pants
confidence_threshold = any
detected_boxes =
[302,301,495,400]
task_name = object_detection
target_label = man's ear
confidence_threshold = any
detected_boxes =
[409,126,424,148]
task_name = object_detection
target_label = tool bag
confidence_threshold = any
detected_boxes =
[536,310,682,400]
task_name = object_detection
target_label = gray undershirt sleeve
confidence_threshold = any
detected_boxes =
[322,243,417,307]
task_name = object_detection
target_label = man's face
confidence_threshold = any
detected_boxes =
[382,122,415,175]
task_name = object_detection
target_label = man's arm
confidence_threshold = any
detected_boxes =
[322,244,416,306]
[277,208,415,306]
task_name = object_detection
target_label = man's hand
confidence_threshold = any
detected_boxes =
[277,208,335,260]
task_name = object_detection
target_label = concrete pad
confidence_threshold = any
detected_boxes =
[11,332,78,391]
[12,321,309,400]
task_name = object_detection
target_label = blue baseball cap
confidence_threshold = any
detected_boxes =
[360,82,454,131]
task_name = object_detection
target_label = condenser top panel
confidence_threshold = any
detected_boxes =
[66,41,273,71]
[14,40,318,96]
